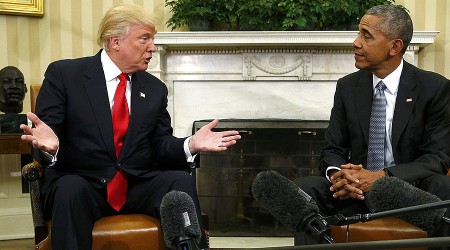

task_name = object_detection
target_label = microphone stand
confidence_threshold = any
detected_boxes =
[175,235,200,250]
[300,214,335,244]
[288,200,450,249]
[324,199,450,226]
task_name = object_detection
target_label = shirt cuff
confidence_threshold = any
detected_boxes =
[325,166,341,182]
[40,137,59,167]
[41,147,59,167]
[184,137,198,163]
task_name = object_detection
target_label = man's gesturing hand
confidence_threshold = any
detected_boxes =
[189,119,241,154]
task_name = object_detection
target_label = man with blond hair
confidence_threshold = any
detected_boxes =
[20,4,240,249]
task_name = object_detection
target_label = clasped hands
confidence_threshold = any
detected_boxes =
[329,163,386,200]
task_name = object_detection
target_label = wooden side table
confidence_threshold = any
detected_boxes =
[0,134,31,193]
[0,134,29,154]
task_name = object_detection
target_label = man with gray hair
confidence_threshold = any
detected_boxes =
[294,4,450,247]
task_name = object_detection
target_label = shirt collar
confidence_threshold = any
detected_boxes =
[372,60,403,95]
[100,50,131,82]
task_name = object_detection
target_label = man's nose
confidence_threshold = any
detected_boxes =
[352,36,362,49]
[148,43,156,52]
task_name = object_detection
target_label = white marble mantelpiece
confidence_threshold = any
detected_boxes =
[153,31,438,48]
[148,31,438,137]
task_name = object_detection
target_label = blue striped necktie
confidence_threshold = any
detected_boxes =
[367,81,386,171]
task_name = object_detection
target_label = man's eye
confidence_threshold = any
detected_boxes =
[363,33,371,39]
[138,37,147,42]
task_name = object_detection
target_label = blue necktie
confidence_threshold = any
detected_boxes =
[367,81,386,171]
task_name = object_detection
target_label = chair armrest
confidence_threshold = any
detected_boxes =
[22,160,44,181]
[22,160,49,244]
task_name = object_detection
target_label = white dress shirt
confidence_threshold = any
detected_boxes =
[100,50,196,163]
[325,60,403,180]
[46,51,196,165]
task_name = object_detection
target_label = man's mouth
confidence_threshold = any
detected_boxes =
[354,52,365,58]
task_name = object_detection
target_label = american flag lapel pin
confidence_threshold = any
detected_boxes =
[406,98,412,102]
[140,92,145,98]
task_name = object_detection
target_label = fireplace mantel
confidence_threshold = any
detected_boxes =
[150,31,438,81]
[154,31,438,48]
[148,31,438,137]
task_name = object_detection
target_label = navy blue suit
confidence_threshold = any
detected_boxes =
[295,61,450,245]
[319,61,450,181]
[33,50,207,249]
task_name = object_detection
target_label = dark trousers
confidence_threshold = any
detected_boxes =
[43,170,208,250]
[293,175,450,250]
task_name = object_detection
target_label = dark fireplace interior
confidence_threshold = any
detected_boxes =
[192,119,328,237]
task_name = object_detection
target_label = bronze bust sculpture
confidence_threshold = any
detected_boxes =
[0,66,27,113]
[0,66,28,133]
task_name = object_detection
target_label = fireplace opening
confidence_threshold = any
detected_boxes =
[192,119,328,237]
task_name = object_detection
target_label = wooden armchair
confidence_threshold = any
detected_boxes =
[21,84,165,249]
[294,186,428,249]
[331,171,450,245]
[22,160,165,249]
[330,217,427,248]
[329,169,450,250]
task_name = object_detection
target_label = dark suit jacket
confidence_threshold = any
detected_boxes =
[319,61,450,185]
[34,50,190,195]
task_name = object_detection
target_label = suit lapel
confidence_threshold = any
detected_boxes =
[392,61,418,149]
[83,51,116,159]
[355,71,374,142]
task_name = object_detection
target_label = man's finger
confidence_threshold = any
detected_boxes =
[333,187,350,199]
[26,112,42,125]
[330,178,347,191]
[221,133,241,141]
[331,170,345,181]
[340,171,360,183]
[203,119,219,130]
[342,183,363,195]
[349,192,365,200]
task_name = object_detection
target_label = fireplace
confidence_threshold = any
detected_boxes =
[147,31,437,236]
[149,31,435,139]
[193,119,328,236]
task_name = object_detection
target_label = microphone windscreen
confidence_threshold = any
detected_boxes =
[160,190,201,249]
[367,176,446,234]
[251,170,320,231]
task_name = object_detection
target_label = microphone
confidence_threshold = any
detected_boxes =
[160,190,201,250]
[251,170,335,244]
[367,176,448,234]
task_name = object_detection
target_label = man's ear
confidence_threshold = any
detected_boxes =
[389,39,404,56]
[109,37,120,51]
